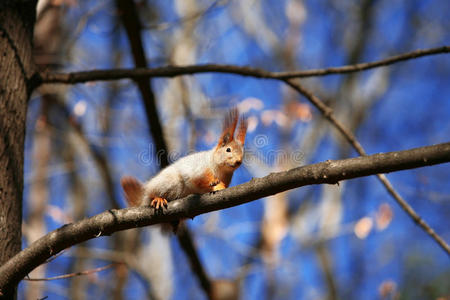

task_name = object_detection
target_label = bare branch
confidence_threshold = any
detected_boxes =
[0,142,449,291]
[24,263,119,281]
[39,46,449,84]
[142,0,224,30]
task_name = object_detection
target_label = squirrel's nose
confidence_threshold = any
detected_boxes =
[234,160,242,167]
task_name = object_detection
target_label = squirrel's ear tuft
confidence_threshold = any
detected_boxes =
[217,108,239,147]
[219,132,231,146]
[236,116,247,145]
[223,107,239,136]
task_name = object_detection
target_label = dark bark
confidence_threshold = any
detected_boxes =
[176,228,212,296]
[116,0,169,169]
[0,1,37,298]
[0,142,449,293]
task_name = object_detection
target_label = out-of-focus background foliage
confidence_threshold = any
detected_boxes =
[22,0,449,299]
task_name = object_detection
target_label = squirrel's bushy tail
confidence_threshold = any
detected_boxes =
[120,176,143,207]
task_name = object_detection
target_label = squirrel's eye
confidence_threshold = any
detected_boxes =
[226,147,231,152]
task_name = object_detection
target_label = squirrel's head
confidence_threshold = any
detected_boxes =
[214,108,247,171]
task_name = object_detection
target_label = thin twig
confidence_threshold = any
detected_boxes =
[142,0,224,30]
[284,79,450,255]
[39,46,449,84]
[24,263,120,281]
[44,248,67,264]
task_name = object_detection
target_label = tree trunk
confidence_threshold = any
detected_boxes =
[0,1,36,298]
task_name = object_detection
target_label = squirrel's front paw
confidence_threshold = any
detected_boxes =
[212,182,226,191]
[209,178,220,187]
[151,197,168,209]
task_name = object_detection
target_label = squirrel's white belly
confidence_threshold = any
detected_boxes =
[143,150,213,201]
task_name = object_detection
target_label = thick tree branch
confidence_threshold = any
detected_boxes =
[0,142,449,292]
[38,46,449,84]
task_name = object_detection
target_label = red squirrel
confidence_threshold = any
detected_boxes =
[120,108,247,215]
